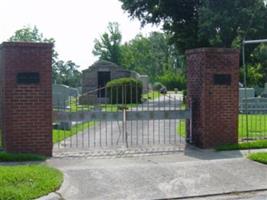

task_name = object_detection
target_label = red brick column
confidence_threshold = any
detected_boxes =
[0,42,53,156]
[186,48,240,148]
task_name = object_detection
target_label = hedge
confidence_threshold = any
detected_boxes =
[106,78,143,104]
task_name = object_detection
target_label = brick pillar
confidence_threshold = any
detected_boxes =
[0,42,53,156]
[186,48,239,148]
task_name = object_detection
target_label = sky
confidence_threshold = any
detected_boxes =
[0,0,161,70]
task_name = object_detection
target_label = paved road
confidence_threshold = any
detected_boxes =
[46,148,267,200]
[54,92,186,153]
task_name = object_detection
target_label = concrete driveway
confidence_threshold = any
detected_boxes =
[47,148,267,200]
[54,92,184,151]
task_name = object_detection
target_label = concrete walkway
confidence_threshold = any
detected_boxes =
[46,148,267,200]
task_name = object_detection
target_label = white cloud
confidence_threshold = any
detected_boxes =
[0,0,161,70]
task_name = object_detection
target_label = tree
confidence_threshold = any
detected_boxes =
[198,0,267,48]
[9,26,45,42]
[8,26,81,87]
[248,44,267,85]
[93,22,122,65]
[120,0,267,52]
[55,60,81,87]
[120,32,184,81]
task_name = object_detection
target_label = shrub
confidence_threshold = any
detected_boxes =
[156,71,186,91]
[106,78,143,104]
[153,82,165,91]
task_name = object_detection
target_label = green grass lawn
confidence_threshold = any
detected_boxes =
[248,152,267,164]
[0,152,46,162]
[142,91,161,101]
[239,114,267,139]
[216,140,267,151]
[68,97,138,112]
[176,114,267,150]
[177,113,267,139]
[0,164,63,200]
[53,121,96,143]
[176,120,186,138]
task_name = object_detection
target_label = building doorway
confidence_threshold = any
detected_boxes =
[97,71,111,98]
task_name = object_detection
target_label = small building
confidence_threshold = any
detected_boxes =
[79,60,149,104]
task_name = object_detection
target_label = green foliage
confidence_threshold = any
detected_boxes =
[152,82,165,91]
[240,64,264,87]
[106,78,143,104]
[53,121,95,143]
[8,25,81,87]
[250,44,267,84]
[93,22,122,65]
[248,152,267,164]
[198,0,267,48]
[156,71,186,90]
[120,0,267,52]
[120,0,199,51]
[142,91,161,101]
[0,165,63,200]
[239,114,267,139]
[120,32,184,81]
[0,152,46,162]
[216,140,267,151]
[176,120,186,138]
[54,60,81,87]
[9,26,45,42]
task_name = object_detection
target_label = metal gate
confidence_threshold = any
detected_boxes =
[53,85,191,152]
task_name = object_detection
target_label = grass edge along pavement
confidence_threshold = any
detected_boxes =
[176,121,267,151]
[53,121,95,144]
[248,152,267,165]
[216,140,267,151]
[177,113,267,150]
[0,152,46,162]
[0,164,63,200]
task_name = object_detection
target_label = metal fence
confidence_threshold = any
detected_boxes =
[239,87,267,141]
[53,85,190,151]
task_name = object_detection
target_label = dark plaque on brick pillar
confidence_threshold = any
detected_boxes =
[186,48,239,148]
[213,74,231,85]
[16,72,40,84]
[0,42,53,156]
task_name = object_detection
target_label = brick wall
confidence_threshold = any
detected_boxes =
[0,42,53,156]
[186,48,240,148]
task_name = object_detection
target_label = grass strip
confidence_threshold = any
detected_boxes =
[176,120,186,137]
[53,121,95,143]
[142,91,161,101]
[177,114,267,141]
[239,114,267,139]
[0,164,63,200]
[248,152,267,164]
[216,140,267,151]
[0,152,46,162]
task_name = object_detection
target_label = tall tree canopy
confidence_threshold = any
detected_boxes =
[120,32,183,79]
[93,22,122,65]
[120,31,186,89]
[120,0,267,52]
[55,60,81,87]
[8,26,81,87]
